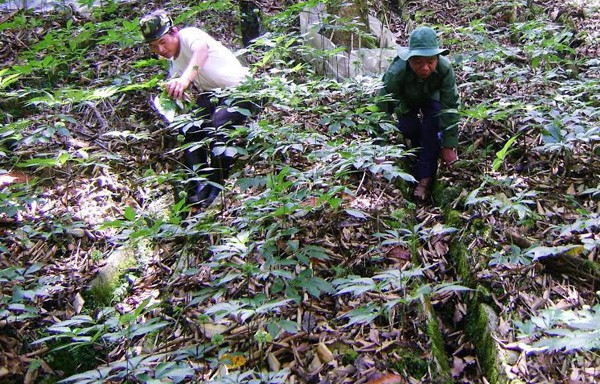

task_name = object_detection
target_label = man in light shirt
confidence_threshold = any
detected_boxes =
[140,10,254,208]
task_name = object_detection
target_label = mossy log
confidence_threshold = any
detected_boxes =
[88,245,137,306]
[447,236,508,383]
[421,296,452,383]
[464,296,509,384]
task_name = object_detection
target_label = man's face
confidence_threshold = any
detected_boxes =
[408,55,438,79]
[149,31,179,59]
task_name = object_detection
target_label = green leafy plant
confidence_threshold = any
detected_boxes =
[511,20,577,70]
[203,294,292,323]
[30,298,178,381]
[492,134,519,171]
[333,266,470,326]
[313,140,415,182]
[34,298,167,348]
[517,304,600,353]
[100,203,188,241]
[203,368,290,384]
[57,346,212,384]
[0,263,49,323]
[374,223,457,255]
[0,68,20,90]
[466,186,538,221]
[489,244,533,266]
[553,213,600,238]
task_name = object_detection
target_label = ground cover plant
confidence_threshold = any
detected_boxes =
[0,0,599,383]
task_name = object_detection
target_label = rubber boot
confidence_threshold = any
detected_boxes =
[201,153,234,207]
[188,182,212,205]
[183,146,212,205]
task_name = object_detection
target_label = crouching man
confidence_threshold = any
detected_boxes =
[139,10,254,207]
[379,26,461,201]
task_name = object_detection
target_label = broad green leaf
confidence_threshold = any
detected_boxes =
[123,206,136,221]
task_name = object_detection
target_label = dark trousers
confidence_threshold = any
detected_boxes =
[397,100,441,180]
[182,93,254,184]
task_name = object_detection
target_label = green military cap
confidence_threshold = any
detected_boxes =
[139,10,173,43]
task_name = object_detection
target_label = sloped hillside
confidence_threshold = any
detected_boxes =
[0,0,598,383]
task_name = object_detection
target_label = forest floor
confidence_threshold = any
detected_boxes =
[1,0,599,383]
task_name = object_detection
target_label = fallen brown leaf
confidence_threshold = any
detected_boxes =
[366,373,405,384]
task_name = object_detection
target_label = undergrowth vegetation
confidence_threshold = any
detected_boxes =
[1,0,599,382]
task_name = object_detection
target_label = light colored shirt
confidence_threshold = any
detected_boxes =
[170,27,249,91]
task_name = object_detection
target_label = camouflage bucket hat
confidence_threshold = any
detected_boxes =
[398,26,449,61]
[139,10,173,43]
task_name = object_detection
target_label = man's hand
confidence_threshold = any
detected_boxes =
[440,147,458,165]
[165,78,190,100]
